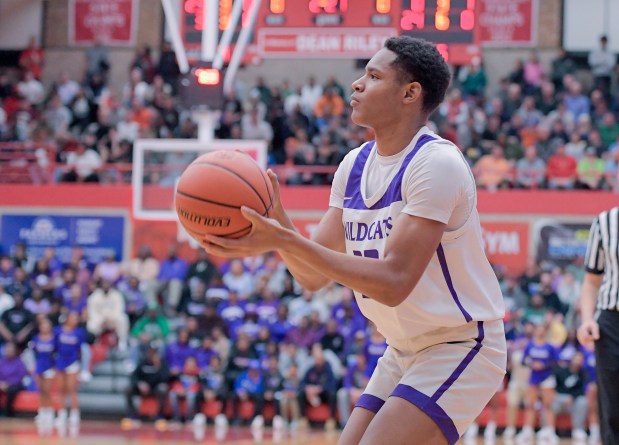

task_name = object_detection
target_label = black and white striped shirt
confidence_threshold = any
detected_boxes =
[585,206,619,310]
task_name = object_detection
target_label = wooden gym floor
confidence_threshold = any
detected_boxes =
[0,419,578,445]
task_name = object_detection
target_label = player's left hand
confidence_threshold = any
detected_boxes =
[202,206,285,257]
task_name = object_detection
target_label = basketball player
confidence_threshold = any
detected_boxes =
[203,36,506,445]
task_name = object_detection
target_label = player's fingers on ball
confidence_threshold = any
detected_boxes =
[267,169,280,190]
[240,206,261,222]
[203,235,231,247]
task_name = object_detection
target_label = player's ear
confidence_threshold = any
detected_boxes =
[403,81,422,105]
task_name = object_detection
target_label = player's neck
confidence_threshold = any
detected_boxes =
[374,121,426,157]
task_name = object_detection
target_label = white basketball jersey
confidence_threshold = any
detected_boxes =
[330,128,504,342]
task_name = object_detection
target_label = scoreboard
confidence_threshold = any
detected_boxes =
[181,0,482,62]
[399,0,476,43]
[260,0,398,27]
[259,0,475,40]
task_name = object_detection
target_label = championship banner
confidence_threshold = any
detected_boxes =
[68,0,137,46]
[0,213,127,264]
[476,0,537,47]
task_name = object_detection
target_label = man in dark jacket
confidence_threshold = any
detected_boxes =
[122,345,169,430]
[552,351,588,441]
[298,343,337,430]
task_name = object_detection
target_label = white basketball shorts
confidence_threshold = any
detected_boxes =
[355,319,506,445]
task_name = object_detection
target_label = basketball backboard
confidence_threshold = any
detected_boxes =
[132,138,268,221]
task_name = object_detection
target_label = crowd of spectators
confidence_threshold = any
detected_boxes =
[0,237,604,442]
[1,37,619,190]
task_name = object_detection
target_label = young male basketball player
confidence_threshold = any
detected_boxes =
[203,36,506,445]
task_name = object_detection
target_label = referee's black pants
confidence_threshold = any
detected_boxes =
[595,310,619,445]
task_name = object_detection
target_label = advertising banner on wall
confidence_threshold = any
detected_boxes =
[535,221,591,267]
[480,222,529,273]
[476,0,537,47]
[68,0,137,46]
[0,214,126,264]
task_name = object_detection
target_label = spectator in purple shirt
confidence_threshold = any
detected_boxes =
[158,246,188,315]
[195,335,218,371]
[42,247,63,277]
[24,285,50,316]
[364,324,388,375]
[218,291,246,338]
[0,342,28,417]
[269,305,292,343]
[254,289,279,324]
[286,316,321,351]
[0,256,15,289]
[337,352,371,428]
[118,276,146,325]
[165,328,195,377]
[62,283,87,321]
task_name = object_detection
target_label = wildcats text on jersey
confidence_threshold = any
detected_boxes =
[344,217,393,241]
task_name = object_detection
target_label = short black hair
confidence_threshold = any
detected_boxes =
[384,36,451,114]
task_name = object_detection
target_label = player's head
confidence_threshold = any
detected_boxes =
[351,36,450,129]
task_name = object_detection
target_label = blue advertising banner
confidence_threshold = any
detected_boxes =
[0,213,126,265]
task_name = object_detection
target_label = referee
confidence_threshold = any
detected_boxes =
[577,206,619,445]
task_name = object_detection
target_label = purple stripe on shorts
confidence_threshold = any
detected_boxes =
[355,393,385,414]
[436,243,472,322]
[431,321,485,402]
[391,384,459,445]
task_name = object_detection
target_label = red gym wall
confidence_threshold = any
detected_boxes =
[1,185,616,275]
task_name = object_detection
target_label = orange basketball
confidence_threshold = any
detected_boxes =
[175,150,273,240]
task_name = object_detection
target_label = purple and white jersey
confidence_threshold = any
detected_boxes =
[523,341,558,385]
[330,128,504,342]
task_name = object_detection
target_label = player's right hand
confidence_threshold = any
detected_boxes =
[577,320,600,347]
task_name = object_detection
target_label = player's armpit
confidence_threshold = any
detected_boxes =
[278,206,346,291]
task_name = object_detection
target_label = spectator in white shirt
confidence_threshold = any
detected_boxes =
[87,279,129,350]
[56,72,80,106]
[0,286,14,317]
[0,99,6,138]
[241,107,273,143]
[62,141,103,182]
[16,71,44,106]
[122,68,151,107]
[116,111,140,142]
[588,35,616,95]
[44,95,72,137]
[222,259,254,300]
[300,76,323,116]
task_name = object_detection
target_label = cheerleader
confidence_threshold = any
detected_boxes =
[54,311,86,431]
[31,317,55,434]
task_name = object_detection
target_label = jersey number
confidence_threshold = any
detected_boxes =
[352,249,379,298]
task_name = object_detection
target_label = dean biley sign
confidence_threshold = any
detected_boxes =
[0,213,126,264]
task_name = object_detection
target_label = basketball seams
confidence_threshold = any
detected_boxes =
[176,190,242,209]
[249,159,274,210]
[189,161,269,213]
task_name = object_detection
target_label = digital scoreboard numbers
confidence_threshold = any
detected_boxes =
[261,0,397,27]
[399,0,476,43]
